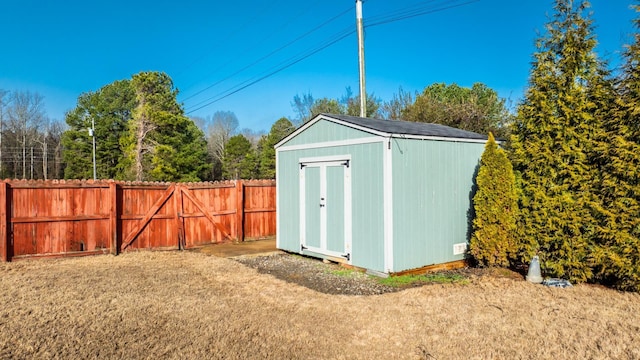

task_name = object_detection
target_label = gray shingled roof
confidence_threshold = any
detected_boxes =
[322,113,488,140]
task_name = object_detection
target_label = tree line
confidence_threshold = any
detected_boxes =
[471,0,640,292]
[1,74,511,182]
[0,90,64,180]
[291,82,512,138]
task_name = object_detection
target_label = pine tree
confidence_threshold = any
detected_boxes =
[62,80,134,179]
[470,133,519,267]
[119,72,210,182]
[259,117,295,178]
[510,0,607,282]
[591,7,640,291]
[222,135,258,179]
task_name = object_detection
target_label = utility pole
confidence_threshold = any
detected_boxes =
[30,147,33,179]
[88,114,97,180]
[43,130,48,180]
[356,0,366,118]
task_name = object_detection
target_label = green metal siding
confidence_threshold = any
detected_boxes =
[283,119,374,147]
[391,139,484,272]
[276,141,386,272]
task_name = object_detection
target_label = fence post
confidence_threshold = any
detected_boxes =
[0,182,7,262]
[236,180,244,242]
[174,184,185,249]
[109,181,119,255]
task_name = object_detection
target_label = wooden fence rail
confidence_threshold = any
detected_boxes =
[0,179,276,261]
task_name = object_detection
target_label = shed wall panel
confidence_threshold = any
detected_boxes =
[391,139,484,272]
[276,150,302,252]
[276,141,385,272]
[283,119,373,147]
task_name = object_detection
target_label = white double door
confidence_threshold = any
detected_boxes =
[299,156,351,262]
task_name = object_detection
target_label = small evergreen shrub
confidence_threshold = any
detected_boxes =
[470,133,518,267]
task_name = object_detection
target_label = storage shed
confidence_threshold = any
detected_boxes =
[275,113,488,275]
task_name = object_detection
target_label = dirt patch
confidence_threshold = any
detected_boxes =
[1,251,639,359]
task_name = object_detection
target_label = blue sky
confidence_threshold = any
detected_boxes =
[0,0,636,132]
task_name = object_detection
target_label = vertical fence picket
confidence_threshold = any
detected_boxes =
[236,180,245,242]
[109,181,119,255]
[175,184,185,249]
[0,182,8,262]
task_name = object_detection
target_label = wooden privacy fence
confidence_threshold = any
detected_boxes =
[0,179,276,261]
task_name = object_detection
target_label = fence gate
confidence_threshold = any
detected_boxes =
[121,183,237,252]
[177,184,235,249]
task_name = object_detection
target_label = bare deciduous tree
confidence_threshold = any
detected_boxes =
[240,128,265,148]
[380,87,414,120]
[6,91,45,179]
[0,89,8,177]
[204,111,238,179]
[291,92,314,125]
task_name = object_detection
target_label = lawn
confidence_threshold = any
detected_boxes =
[0,251,638,359]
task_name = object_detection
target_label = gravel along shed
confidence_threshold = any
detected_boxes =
[275,113,488,275]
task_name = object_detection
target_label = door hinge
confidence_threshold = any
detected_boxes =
[300,163,307,169]
[342,160,350,168]
[300,244,307,252]
[341,253,350,261]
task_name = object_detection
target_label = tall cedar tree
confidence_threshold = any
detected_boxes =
[591,7,640,291]
[119,72,210,182]
[510,0,606,282]
[470,133,518,267]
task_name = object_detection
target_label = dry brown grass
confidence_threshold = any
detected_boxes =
[1,251,639,359]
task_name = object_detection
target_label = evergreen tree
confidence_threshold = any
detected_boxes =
[222,134,258,179]
[259,117,295,178]
[309,98,345,119]
[510,0,607,282]
[470,133,518,267]
[119,71,210,182]
[62,80,134,179]
[591,8,640,291]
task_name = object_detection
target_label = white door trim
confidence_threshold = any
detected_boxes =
[299,155,352,263]
[383,138,394,272]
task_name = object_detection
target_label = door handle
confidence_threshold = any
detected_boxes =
[319,204,325,207]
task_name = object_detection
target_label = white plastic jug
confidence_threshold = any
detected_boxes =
[526,256,543,283]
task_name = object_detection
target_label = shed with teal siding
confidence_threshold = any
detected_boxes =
[275,113,488,275]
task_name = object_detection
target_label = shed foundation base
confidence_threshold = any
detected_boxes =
[391,259,468,277]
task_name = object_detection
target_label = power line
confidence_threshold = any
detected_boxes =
[173,0,285,80]
[185,25,354,111]
[184,0,478,114]
[186,26,354,113]
[182,0,330,101]
[180,4,351,103]
[366,0,478,28]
